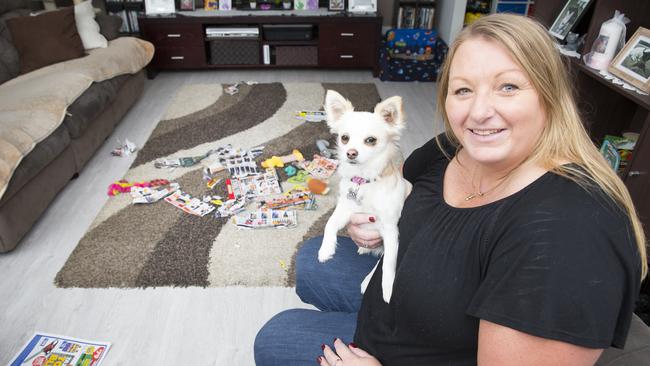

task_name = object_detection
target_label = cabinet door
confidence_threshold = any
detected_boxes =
[319,22,379,67]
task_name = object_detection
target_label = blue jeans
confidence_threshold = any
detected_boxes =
[254,236,378,366]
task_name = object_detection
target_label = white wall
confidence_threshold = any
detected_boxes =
[435,0,467,44]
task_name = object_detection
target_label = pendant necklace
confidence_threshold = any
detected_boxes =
[460,160,514,201]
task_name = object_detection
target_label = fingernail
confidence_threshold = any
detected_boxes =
[316,355,322,363]
[321,344,325,350]
[349,342,358,348]
[369,216,375,222]
[333,337,338,343]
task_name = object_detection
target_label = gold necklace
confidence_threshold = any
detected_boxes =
[456,158,513,201]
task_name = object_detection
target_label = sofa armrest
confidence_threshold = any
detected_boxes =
[95,14,122,41]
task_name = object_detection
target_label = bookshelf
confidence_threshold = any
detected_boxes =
[105,0,144,34]
[394,0,436,29]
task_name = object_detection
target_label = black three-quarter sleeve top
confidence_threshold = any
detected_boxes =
[354,135,641,366]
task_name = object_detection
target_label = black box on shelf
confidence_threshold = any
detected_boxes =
[275,46,318,65]
[262,24,314,41]
[208,39,260,65]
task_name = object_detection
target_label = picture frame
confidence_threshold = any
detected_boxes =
[328,0,344,12]
[548,0,593,40]
[608,27,650,93]
[144,0,175,14]
[179,0,195,11]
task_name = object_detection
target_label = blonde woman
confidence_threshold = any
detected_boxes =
[255,14,647,366]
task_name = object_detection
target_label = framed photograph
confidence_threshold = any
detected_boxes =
[144,0,175,14]
[179,0,195,11]
[548,0,592,40]
[328,0,344,11]
[608,27,650,93]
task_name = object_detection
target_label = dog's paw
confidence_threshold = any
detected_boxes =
[318,245,335,263]
[360,273,372,294]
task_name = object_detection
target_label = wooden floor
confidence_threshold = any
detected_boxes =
[0,70,442,365]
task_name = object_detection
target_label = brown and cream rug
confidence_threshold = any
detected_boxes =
[55,82,380,288]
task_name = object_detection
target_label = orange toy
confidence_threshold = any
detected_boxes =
[307,178,329,195]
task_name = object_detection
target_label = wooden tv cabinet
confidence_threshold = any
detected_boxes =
[138,12,382,77]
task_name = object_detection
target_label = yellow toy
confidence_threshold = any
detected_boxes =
[261,149,304,168]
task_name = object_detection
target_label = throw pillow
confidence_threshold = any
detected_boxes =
[74,0,107,49]
[6,6,84,74]
[95,13,122,41]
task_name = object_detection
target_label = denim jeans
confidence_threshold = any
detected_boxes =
[254,236,378,366]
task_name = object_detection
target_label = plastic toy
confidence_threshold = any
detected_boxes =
[284,165,297,176]
[261,149,304,168]
[307,178,329,195]
[107,179,170,196]
[316,139,337,159]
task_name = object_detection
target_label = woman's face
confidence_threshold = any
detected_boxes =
[445,37,546,171]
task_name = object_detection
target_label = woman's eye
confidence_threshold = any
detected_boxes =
[454,88,471,95]
[365,137,377,145]
[501,84,519,93]
[341,135,349,144]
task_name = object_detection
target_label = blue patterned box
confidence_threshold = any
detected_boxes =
[379,28,448,82]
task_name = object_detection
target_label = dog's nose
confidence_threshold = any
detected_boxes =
[347,149,358,160]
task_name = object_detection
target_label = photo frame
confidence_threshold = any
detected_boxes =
[179,0,195,11]
[144,0,175,14]
[548,0,593,40]
[328,0,344,12]
[608,27,650,93]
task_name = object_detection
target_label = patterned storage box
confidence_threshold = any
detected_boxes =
[379,28,448,82]
[209,39,260,65]
[275,46,318,66]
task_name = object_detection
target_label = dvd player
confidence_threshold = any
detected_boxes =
[205,27,259,38]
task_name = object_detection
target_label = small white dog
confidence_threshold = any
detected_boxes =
[318,90,412,303]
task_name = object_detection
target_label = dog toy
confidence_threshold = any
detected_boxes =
[261,149,304,169]
[307,178,329,195]
[316,139,337,159]
[295,110,327,122]
[284,165,297,176]
[107,179,170,196]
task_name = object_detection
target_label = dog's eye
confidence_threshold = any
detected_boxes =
[340,135,349,144]
[365,137,377,145]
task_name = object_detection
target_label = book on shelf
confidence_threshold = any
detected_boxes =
[397,5,435,29]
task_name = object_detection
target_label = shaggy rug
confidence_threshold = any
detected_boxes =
[55,82,381,288]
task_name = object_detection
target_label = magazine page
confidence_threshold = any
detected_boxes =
[8,332,110,366]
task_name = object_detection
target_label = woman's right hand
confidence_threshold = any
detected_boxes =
[347,213,383,250]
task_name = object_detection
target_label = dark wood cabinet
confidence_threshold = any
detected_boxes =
[138,14,382,76]
[534,0,650,241]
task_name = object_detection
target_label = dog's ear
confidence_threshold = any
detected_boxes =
[324,90,353,132]
[374,96,405,130]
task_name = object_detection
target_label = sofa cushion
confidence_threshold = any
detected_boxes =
[0,9,30,85]
[63,73,131,138]
[95,13,122,41]
[0,0,33,14]
[1,124,71,205]
[6,6,85,74]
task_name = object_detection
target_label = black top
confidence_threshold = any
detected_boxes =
[354,135,641,366]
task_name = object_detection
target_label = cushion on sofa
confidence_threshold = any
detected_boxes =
[6,6,84,74]
[0,124,71,205]
[95,13,122,41]
[74,0,107,49]
[0,9,31,85]
[0,0,34,14]
[64,74,131,138]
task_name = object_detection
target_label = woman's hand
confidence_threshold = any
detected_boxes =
[347,213,383,250]
[318,338,382,366]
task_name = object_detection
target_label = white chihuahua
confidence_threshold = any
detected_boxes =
[318,90,412,303]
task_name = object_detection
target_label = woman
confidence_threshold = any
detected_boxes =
[255,13,647,366]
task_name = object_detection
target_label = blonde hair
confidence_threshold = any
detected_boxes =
[436,13,647,279]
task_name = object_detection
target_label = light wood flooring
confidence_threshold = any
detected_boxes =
[0,70,442,365]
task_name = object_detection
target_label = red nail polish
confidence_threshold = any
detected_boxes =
[316,355,322,363]
[349,342,358,348]
[369,216,375,222]
[333,337,338,343]
[321,344,325,350]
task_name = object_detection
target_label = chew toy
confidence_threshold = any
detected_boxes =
[261,149,304,168]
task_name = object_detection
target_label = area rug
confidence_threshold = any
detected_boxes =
[55,82,381,288]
